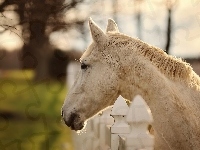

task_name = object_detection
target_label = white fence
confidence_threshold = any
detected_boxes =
[67,62,154,150]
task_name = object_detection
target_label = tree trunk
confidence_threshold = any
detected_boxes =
[112,0,118,23]
[136,11,142,39]
[134,0,143,39]
[21,0,53,81]
[165,8,172,54]
[21,20,52,81]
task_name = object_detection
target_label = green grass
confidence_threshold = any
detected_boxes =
[0,70,74,150]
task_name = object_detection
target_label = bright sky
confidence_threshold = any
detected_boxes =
[1,0,200,58]
[0,9,23,51]
[0,30,23,51]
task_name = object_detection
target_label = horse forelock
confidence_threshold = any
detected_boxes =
[81,43,96,61]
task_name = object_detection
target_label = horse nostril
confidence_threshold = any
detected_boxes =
[64,113,78,127]
[63,112,84,130]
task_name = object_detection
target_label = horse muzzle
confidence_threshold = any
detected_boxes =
[61,109,85,131]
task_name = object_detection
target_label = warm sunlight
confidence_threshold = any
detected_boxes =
[0,30,23,51]
[1,0,200,57]
[0,1,200,150]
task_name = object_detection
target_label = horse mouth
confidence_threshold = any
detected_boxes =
[62,111,84,131]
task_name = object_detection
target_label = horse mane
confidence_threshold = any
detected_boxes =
[108,33,200,89]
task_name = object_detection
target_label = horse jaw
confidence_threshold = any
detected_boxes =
[62,87,119,131]
[62,60,120,131]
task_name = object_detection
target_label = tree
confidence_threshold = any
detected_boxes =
[165,0,178,54]
[134,0,143,39]
[112,0,118,23]
[0,0,85,81]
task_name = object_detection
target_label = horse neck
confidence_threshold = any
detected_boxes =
[117,39,200,149]
[116,37,200,98]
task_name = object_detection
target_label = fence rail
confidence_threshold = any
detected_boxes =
[67,62,154,150]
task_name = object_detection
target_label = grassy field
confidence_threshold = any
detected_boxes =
[0,70,73,150]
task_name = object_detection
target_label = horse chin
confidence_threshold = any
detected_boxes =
[70,121,85,131]
[62,111,85,131]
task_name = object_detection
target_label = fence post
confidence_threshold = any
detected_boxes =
[82,120,95,150]
[66,62,80,150]
[67,61,79,88]
[125,95,154,150]
[92,115,100,150]
[99,107,114,149]
[111,95,130,150]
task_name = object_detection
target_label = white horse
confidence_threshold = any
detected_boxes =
[62,18,200,150]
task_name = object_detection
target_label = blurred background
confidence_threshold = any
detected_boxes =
[0,0,199,149]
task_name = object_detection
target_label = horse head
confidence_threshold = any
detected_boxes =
[62,18,124,130]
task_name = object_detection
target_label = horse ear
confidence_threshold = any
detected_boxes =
[106,19,119,32]
[89,18,106,44]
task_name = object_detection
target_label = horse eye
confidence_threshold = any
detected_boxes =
[81,63,88,70]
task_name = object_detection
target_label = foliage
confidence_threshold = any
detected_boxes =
[0,70,73,150]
